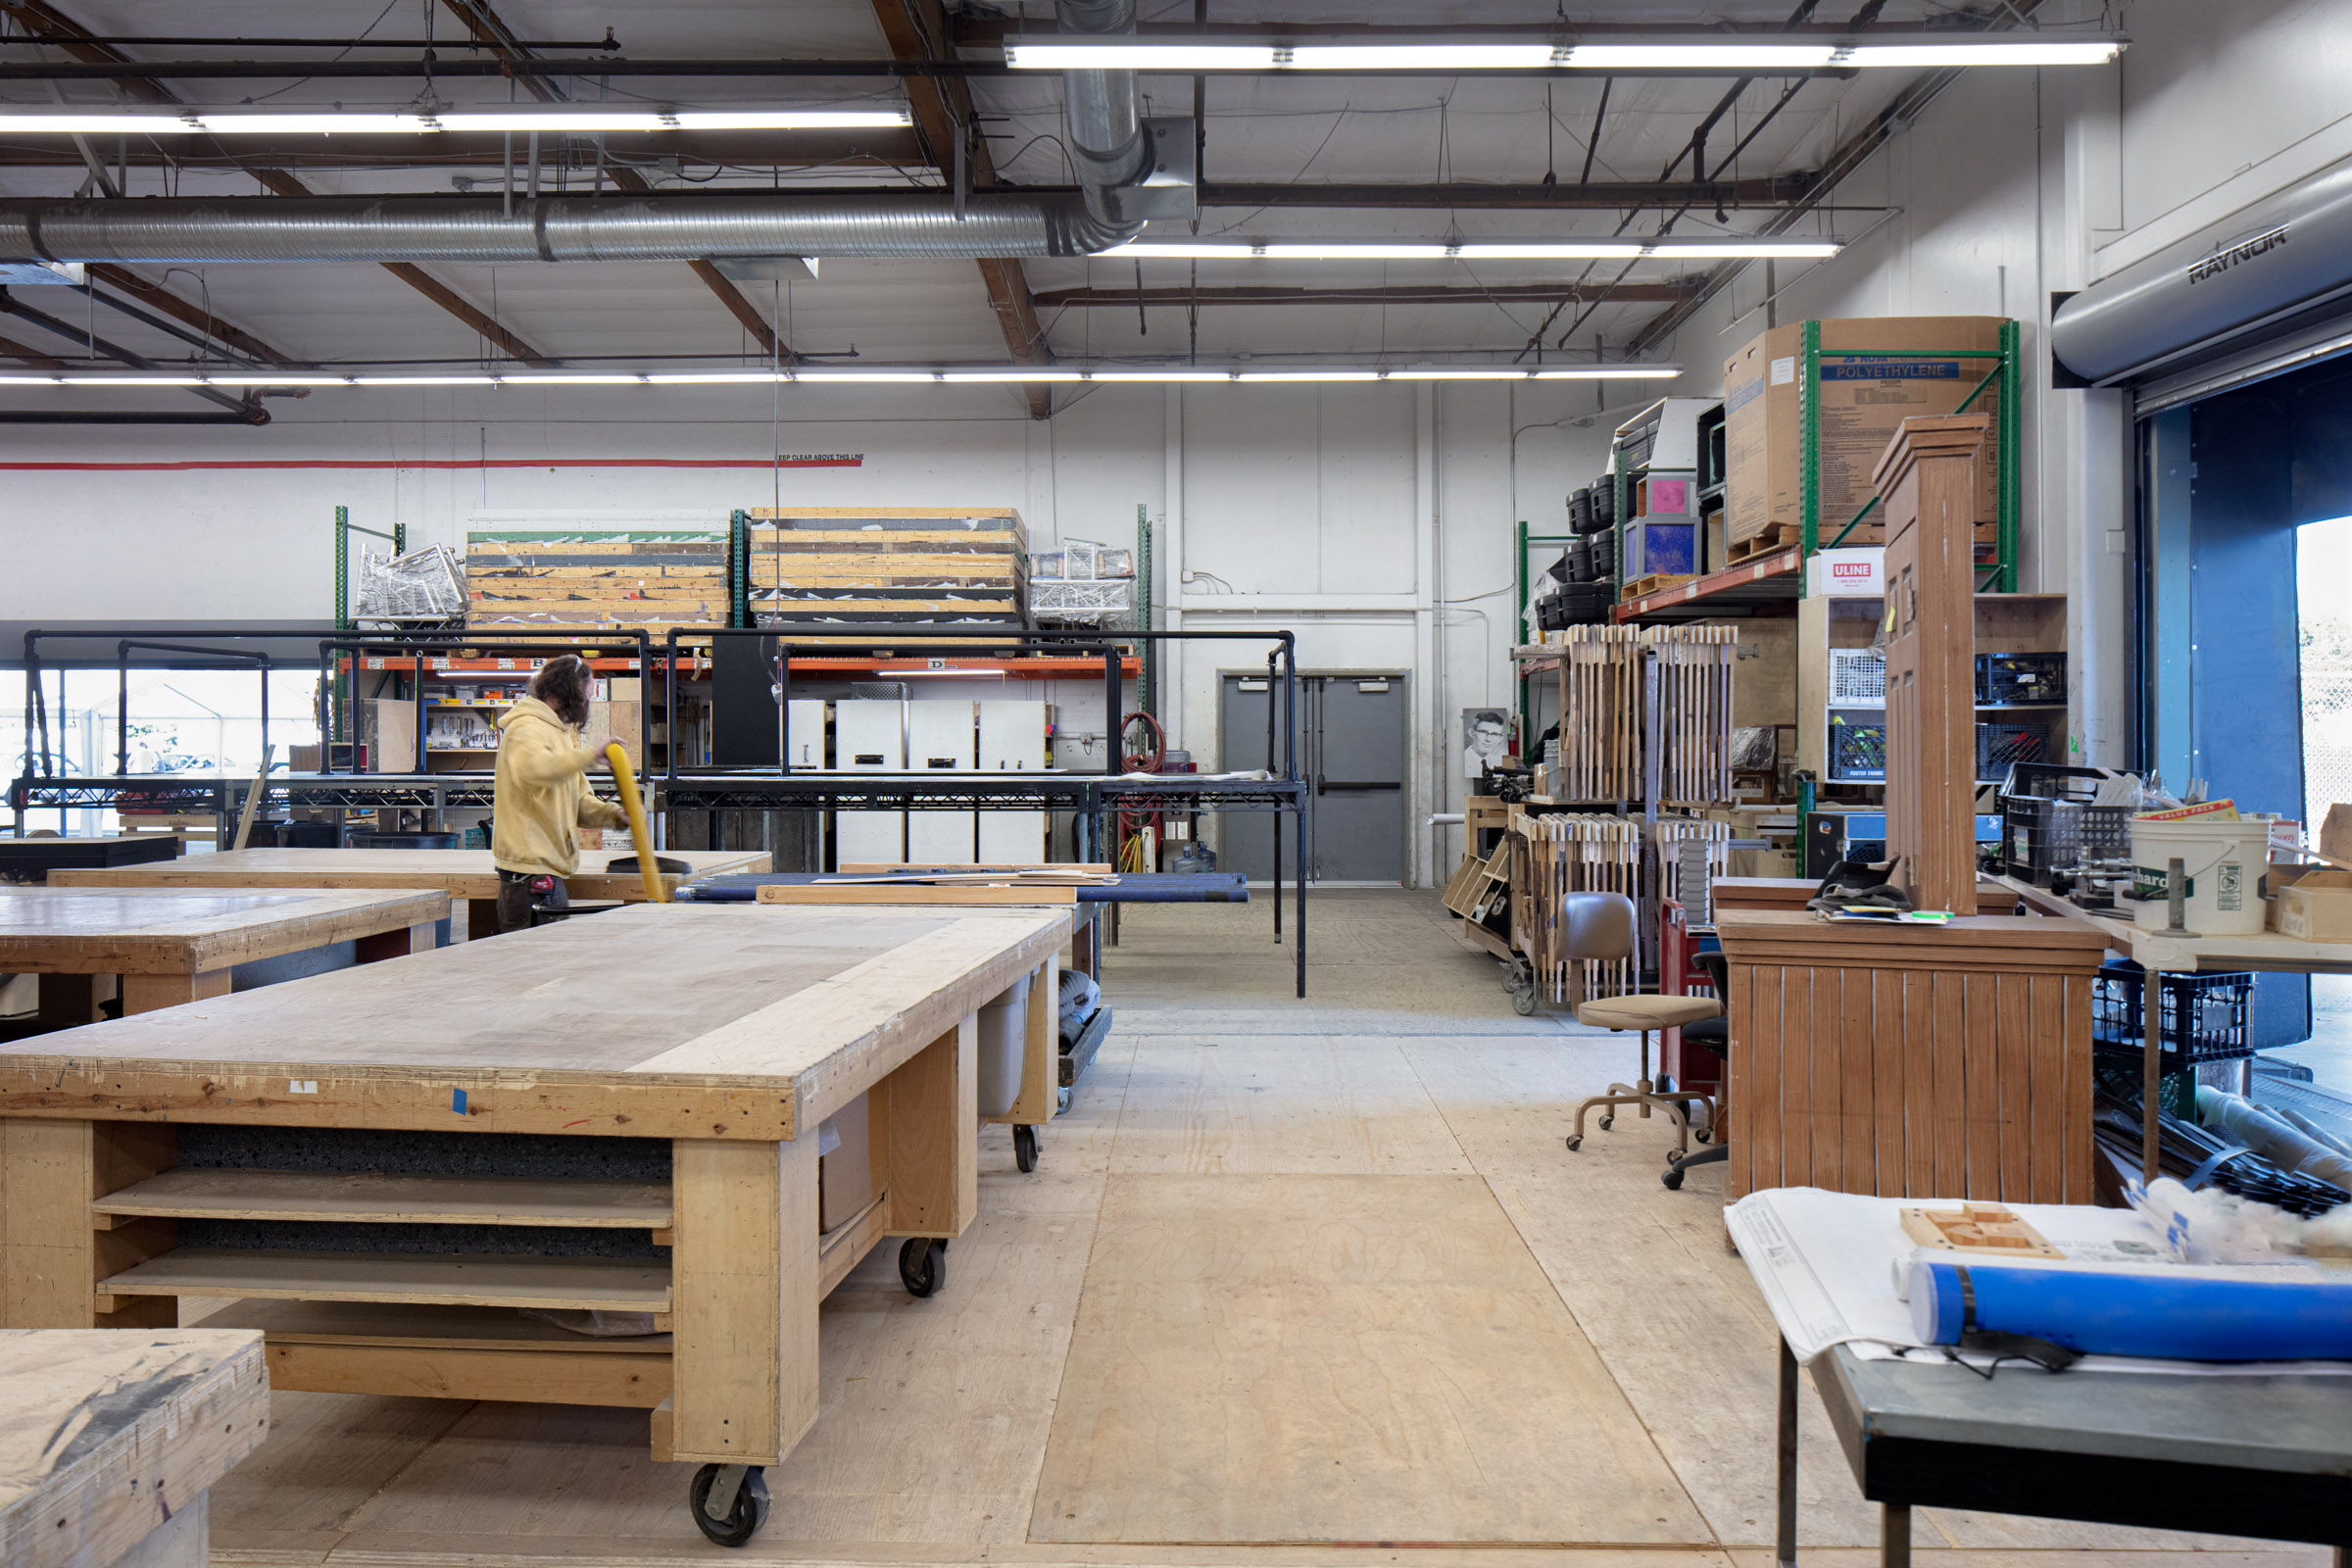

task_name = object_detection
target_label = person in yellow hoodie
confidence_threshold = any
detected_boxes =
[491,655,629,932]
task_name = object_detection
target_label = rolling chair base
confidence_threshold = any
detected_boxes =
[1565,1075,1714,1155]
[1661,1140,1729,1189]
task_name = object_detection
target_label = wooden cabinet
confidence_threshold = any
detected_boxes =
[1720,910,2108,1202]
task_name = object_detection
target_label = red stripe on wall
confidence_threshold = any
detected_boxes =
[0,457,863,471]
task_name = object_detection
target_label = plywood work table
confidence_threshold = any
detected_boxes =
[0,1328,270,1568]
[48,847,771,942]
[0,886,446,1025]
[0,901,1068,1546]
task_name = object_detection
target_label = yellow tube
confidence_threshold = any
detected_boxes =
[604,742,667,903]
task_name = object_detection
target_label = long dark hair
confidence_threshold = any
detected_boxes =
[526,654,593,728]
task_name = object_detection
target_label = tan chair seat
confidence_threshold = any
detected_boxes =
[1575,994,1722,1032]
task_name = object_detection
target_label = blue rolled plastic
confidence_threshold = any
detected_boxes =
[1908,1259,2352,1361]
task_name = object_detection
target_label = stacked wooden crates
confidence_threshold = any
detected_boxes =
[466,524,732,643]
[741,508,1027,645]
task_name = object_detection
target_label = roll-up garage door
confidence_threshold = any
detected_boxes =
[2053,157,2352,411]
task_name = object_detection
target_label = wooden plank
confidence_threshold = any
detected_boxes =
[121,967,230,1015]
[1963,972,2001,1197]
[815,1188,891,1298]
[754,883,1077,906]
[669,1134,819,1466]
[873,1016,978,1239]
[0,888,449,975]
[999,954,1059,1128]
[1735,964,1779,1196]
[1808,968,1843,1193]
[50,849,765,904]
[2061,972,2094,1201]
[261,1339,670,1408]
[1932,968,1968,1195]
[2027,972,2066,1202]
[1900,968,1935,1198]
[1781,962,1813,1187]
[96,1249,671,1312]
[0,1329,270,1568]
[93,1168,671,1229]
[1840,964,1876,1194]
[198,1298,670,1352]
[1997,970,2033,1200]
[1,1118,175,1329]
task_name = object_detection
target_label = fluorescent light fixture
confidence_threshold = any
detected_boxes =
[645,369,782,384]
[1003,33,2123,72]
[1106,238,1840,262]
[1573,44,1837,69]
[20,364,1682,389]
[938,368,1086,383]
[1843,41,2123,66]
[0,107,910,136]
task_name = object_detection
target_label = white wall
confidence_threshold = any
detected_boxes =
[9,0,2342,879]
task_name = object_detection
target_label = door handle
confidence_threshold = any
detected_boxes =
[1317,779,1402,794]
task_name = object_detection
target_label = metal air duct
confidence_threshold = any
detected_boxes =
[1055,0,1152,232]
[2052,158,2352,385]
[0,191,1147,267]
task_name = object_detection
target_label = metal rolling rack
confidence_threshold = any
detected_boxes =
[662,625,1311,999]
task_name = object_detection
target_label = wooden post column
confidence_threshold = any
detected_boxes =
[1878,414,1992,916]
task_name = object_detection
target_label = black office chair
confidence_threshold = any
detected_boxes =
[1663,950,1731,1190]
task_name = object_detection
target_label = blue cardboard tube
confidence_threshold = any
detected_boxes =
[1909,1259,2352,1361]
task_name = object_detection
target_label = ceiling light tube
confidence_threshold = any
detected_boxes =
[1531,367,1677,378]
[645,370,783,384]
[351,374,497,385]
[1088,369,1237,382]
[793,370,945,383]
[1108,239,1839,262]
[0,108,910,135]
[938,368,1085,383]
[16,366,1685,388]
[1841,41,2124,67]
[59,374,206,385]
[1234,369,1384,382]
[498,373,648,384]
[202,374,350,385]
[1002,34,2122,72]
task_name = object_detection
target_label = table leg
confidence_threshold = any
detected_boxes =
[122,969,230,1015]
[1881,1504,1911,1568]
[355,920,439,964]
[2142,965,2163,1184]
[36,973,103,1026]
[1777,1334,1799,1568]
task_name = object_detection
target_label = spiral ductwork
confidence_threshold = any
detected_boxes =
[1055,0,1151,233]
[0,190,1141,266]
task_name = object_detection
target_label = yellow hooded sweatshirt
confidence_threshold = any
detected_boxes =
[492,696,628,878]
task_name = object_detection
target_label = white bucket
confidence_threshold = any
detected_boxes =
[2129,816,2272,934]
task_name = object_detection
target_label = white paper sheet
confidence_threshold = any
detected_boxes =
[1725,1188,2352,1375]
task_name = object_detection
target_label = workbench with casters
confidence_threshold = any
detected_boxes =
[0,901,1069,1549]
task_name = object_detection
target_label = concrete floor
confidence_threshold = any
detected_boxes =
[199,890,2330,1568]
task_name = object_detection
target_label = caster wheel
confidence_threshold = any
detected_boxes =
[1510,985,1537,1016]
[899,1237,946,1298]
[1598,1114,1615,1132]
[1694,1129,1712,1145]
[1564,1134,1584,1152]
[689,1464,769,1548]
[1013,1123,1040,1173]
[1661,1167,1686,1191]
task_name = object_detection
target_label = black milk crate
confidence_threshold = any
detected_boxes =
[1829,718,1886,782]
[1977,650,2068,706]
[1977,720,2050,781]
[2091,960,2255,1065]
[2001,795,2131,884]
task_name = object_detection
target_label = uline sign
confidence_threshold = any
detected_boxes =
[2186,223,2288,284]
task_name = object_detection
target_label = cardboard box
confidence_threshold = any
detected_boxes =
[1805,547,1886,598]
[2276,867,2352,941]
[1723,317,2006,546]
[1703,509,1727,572]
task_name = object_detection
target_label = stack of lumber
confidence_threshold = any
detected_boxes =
[466,526,730,640]
[745,508,1027,645]
[1518,811,1641,1006]
[1548,623,1739,807]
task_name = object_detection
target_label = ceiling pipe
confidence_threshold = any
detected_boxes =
[0,190,1143,265]
[1057,0,1150,233]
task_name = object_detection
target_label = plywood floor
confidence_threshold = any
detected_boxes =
[197,892,2327,1568]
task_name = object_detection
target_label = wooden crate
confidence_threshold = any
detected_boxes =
[466,527,731,636]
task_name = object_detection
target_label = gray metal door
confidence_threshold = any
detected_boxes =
[1217,672,1405,885]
